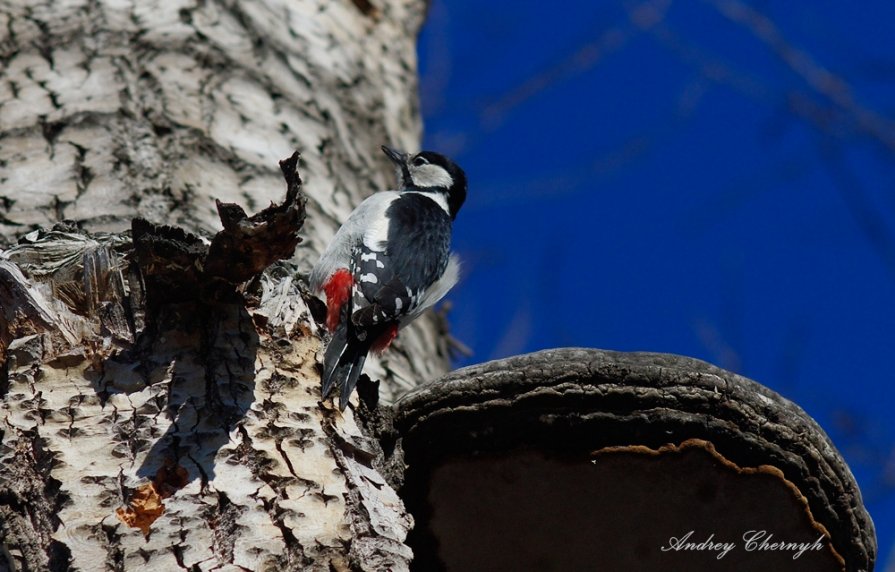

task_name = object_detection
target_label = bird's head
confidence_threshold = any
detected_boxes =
[382,145,467,220]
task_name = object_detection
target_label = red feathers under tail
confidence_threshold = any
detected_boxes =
[370,324,398,354]
[323,269,353,332]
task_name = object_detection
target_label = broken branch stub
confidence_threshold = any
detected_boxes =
[1,153,317,549]
[204,152,307,284]
[134,151,307,306]
[393,348,875,572]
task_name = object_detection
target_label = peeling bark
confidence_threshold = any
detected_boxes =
[1,2,446,567]
[0,0,451,403]
[1,155,415,570]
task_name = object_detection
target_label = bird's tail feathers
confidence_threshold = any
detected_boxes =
[321,320,374,411]
[321,321,350,399]
[337,350,368,411]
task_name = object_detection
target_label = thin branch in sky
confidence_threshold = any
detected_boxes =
[468,73,707,210]
[647,2,895,274]
[479,27,630,131]
[645,20,774,103]
[479,0,672,132]
[705,0,895,155]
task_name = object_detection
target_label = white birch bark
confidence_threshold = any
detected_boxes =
[0,1,443,569]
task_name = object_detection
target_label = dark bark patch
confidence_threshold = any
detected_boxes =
[204,152,307,284]
[133,151,307,308]
[351,0,381,20]
[0,428,70,568]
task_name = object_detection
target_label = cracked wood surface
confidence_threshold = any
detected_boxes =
[1,168,413,570]
[0,0,440,561]
[0,0,452,405]
[2,300,411,571]
[394,348,876,572]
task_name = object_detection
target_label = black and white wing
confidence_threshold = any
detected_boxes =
[352,192,454,328]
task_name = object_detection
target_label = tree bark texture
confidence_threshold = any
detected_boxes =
[0,1,442,570]
[0,0,452,400]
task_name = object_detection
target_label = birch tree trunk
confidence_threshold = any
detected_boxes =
[0,1,443,570]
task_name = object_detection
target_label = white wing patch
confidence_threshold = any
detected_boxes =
[309,191,399,292]
[362,195,395,251]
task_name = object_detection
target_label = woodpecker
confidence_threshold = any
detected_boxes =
[310,145,467,410]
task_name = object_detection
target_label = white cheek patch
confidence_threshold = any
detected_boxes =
[410,164,454,189]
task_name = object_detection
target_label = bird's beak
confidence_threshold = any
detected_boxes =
[381,145,408,165]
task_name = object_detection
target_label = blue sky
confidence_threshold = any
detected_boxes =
[418,0,895,564]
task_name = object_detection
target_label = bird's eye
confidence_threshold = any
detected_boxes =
[412,156,429,166]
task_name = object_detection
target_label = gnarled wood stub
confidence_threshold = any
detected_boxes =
[1,154,413,570]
